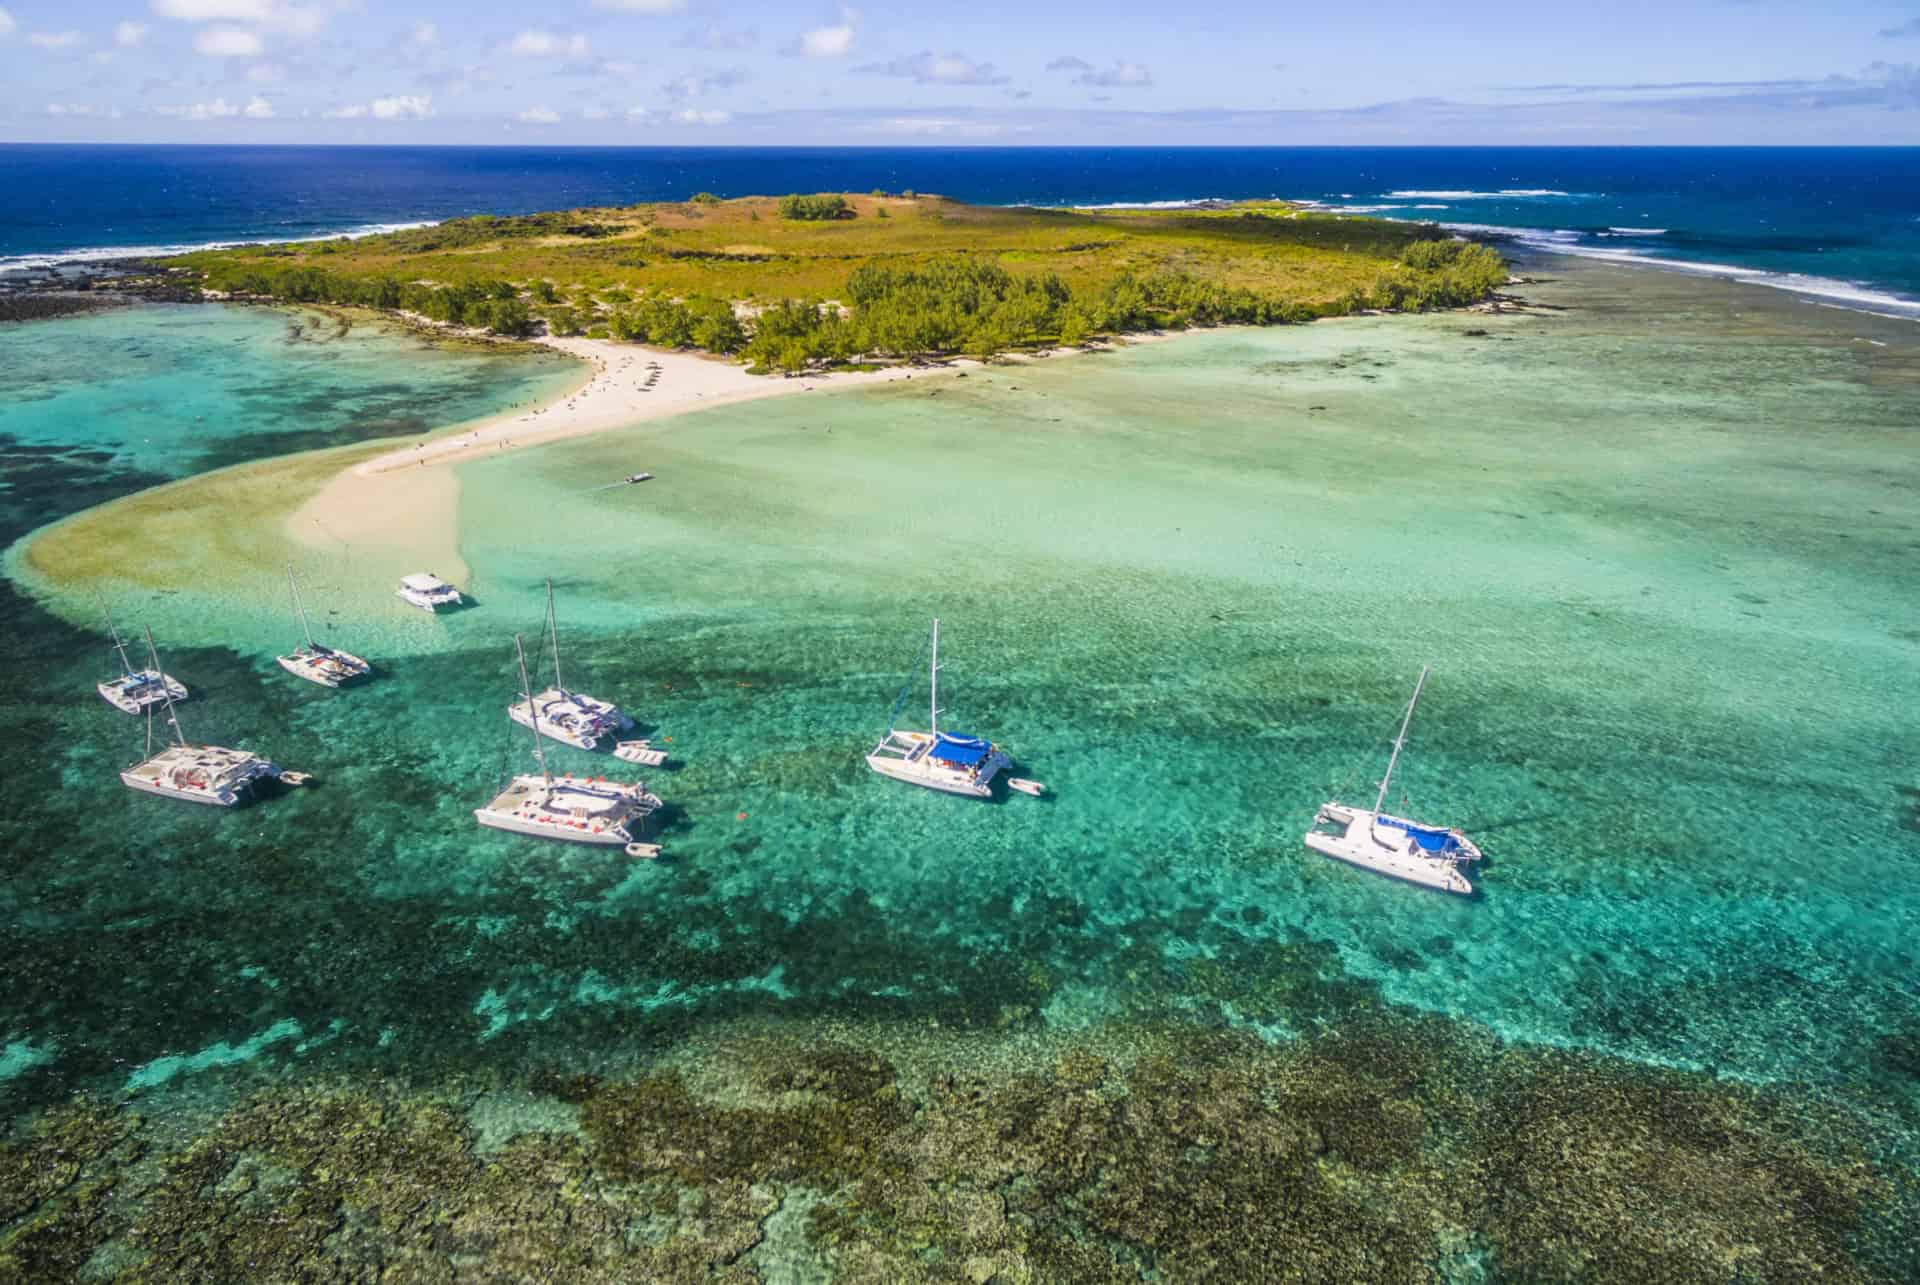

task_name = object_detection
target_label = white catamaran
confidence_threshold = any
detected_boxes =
[96,605,189,715]
[476,633,661,852]
[396,572,463,612]
[277,565,372,687]
[1304,665,1484,895]
[866,618,1011,799]
[507,580,633,750]
[121,627,284,807]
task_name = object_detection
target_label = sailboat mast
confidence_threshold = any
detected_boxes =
[545,579,564,694]
[1373,664,1430,815]
[287,564,316,649]
[142,626,188,750]
[514,633,552,784]
[103,604,136,678]
[929,618,940,737]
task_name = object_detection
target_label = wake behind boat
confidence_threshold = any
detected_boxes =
[121,626,283,807]
[96,604,188,715]
[277,565,372,687]
[476,634,661,849]
[866,618,1011,799]
[507,579,633,750]
[1304,665,1483,895]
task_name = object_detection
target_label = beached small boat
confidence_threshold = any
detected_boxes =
[866,618,1012,799]
[96,605,189,714]
[120,627,284,807]
[396,572,463,612]
[1008,778,1047,797]
[614,740,668,766]
[1303,665,1483,895]
[476,634,661,849]
[507,580,634,750]
[277,565,372,687]
[623,472,654,484]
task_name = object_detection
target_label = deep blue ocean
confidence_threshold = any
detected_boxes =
[3,145,1918,317]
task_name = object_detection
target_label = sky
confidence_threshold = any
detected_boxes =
[1,1,1918,144]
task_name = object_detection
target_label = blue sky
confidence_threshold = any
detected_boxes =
[2,1,1917,143]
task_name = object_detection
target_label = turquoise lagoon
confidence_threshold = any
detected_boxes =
[2,263,1917,1275]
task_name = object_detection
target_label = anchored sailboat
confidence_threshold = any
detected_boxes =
[1304,665,1483,895]
[121,627,283,807]
[866,618,1011,799]
[276,565,372,687]
[476,633,661,852]
[507,580,633,750]
[96,604,189,715]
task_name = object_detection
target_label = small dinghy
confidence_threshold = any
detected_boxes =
[279,771,313,787]
[1008,778,1047,797]
[623,471,654,484]
[625,842,662,860]
[614,740,669,766]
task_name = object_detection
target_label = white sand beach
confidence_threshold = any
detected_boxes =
[286,337,971,584]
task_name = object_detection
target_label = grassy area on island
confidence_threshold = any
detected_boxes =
[162,194,1508,371]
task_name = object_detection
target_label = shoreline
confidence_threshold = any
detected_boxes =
[286,329,1182,583]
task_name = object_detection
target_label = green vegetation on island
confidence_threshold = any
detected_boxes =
[165,194,1508,370]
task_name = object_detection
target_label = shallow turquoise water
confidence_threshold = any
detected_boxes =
[2,265,1917,1139]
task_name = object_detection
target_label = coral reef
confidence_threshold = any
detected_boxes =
[0,1014,1911,1283]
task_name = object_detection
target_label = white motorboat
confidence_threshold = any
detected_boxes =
[476,634,661,848]
[120,627,283,807]
[1303,665,1483,896]
[396,572,463,612]
[624,472,654,484]
[507,580,633,750]
[96,605,189,715]
[866,618,1011,799]
[1008,778,1047,797]
[614,740,668,766]
[277,565,372,687]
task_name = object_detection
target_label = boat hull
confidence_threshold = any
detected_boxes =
[277,650,372,687]
[865,752,1001,798]
[1304,805,1476,895]
[120,745,279,808]
[98,673,190,715]
[474,773,659,846]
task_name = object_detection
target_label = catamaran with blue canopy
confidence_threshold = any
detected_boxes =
[866,619,1012,799]
[1303,665,1484,894]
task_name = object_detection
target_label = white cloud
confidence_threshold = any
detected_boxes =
[372,93,431,119]
[243,94,274,118]
[28,30,83,49]
[593,0,684,10]
[46,101,121,118]
[518,106,560,124]
[798,23,852,58]
[151,0,276,19]
[874,116,1011,137]
[1071,60,1152,88]
[511,29,589,58]
[115,21,149,46]
[664,66,748,98]
[195,26,264,56]
[412,21,435,46]
[856,51,1006,86]
[671,107,730,125]
[0,9,15,39]
[325,93,432,120]
[159,96,243,119]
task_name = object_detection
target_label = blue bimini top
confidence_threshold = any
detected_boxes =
[930,733,991,767]
[1378,815,1460,855]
